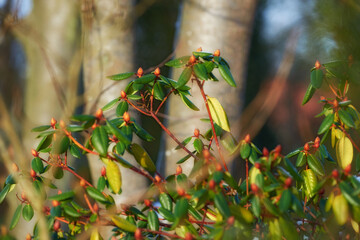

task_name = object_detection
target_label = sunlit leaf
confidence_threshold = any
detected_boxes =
[207,96,230,132]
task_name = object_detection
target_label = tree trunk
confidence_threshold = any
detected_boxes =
[165,0,258,175]
[82,0,147,205]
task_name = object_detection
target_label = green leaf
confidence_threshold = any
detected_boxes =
[263,198,280,216]
[154,82,165,100]
[106,120,131,145]
[115,141,126,155]
[193,138,203,153]
[296,151,306,167]
[240,141,251,159]
[102,98,119,111]
[52,166,64,179]
[71,114,96,122]
[70,144,81,159]
[36,134,53,152]
[204,61,215,72]
[0,184,11,204]
[129,143,156,173]
[336,135,353,169]
[97,176,106,192]
[302,83,316,105]
[307,154,325,176]
[333,194,349,225]
[86,187,108,203]
[10,204,22,230]
[193,63,208,80]
[251,196,261,217]
[158,207,175,222]
[207,96,230,132]
[165,56,190,68]
[218,63,236,87]
[131,122,155,142]
[179,93,199,111]
[113,153,133,168]
[279,189,292,213]
[174,198,188,226]
[92,126,109,157]
[176,154,192,164]
[310,69,324,89]
[148,210,159,231]
[31,125,51,132]
[318,113,334,135]
[339,181,360,206]
[116,101,128,117]
[176,67,192,89]
[107,72,134,81]
[175,136,192,150]
[63,204,82,218]
[22,204,34,221]
[127,94,142,100]
[338,108,355,128]
[32,157,44,173]
[192,51,212,58]
[302,169,317,198]
[106,160,122,194]
[284,158,302,182]
[214,194,231,218]
[159,193,173,211]
[49,191,75,201]
[134,74,156,84]
[112,215,137,233]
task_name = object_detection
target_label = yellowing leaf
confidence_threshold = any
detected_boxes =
[111,215,137,233]
[207,97,230,132]
[90,228,103,240]
[249,167,261,185]
[302,169,317,198]
[333,194,349,226]
[106,160,122,194]
[336,135,353,169]
[130,143,156,173]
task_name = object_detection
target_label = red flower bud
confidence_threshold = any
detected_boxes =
[189,55,196,64]
[320,96,326,101]
[196,47,202,52]
[194,128,200,138]
[304,143,310,152]
[176,165,182,175]
[315,60,321,69]
[30,169,36,178]
[251,183,259,194]
[284,177,292,188]
[21,192,27,201]
[215,163,223,172]
[59,120,66,129]
[274,145,282,154]
[333,99,339,108]
[154,67,160,76]
[203,149,211,159]
[53,220,61,231]
[244,134,251,143]
[95,108,103,119]
[101,166,106,177]
[51,117,57,128]
[137,67,144,77]
[332,169,339,179]
[262,147,269,157]
[52,200,60,207]
[123,112,131,123]
[227,216,235,226]
[214,49,220,57]
[144,199,152,207]
[58,190,62,194]
[344,164,351,175]
[155,175,162,183]
[121,90,127,99]
[135,228,143,240]
[185,232,193,240]
[208,179,216,190]
[254,162,261,170]
[177,187,186,197]
[26,233,32,240]
[80,179,86,187]
[31,149,39,157]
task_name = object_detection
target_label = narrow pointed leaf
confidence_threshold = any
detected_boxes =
[49,191,75,201]
[296,152,306,167]
[131,122,155,142]
[165,56,190,68]
[218,63,236,87]
[318,113,334,134]
[279,189,292,213]
[180,93,199,111]
[176,67,192,89]
[0,184,11,204]
[310,69,324,89]
[193,63,208,80]
[116,101,129,117]
[130,143,156,173]
[102,98,119,111]
[106,120,131,145]
[86,187,108,203]
[111,215,137,233]
[133,74,156,84]
[207,97,230,132]
[106,160,122,194]
[92,126,109,156]
[339,181,360,206]
[302,83,316,105]
[307,154,325,176]
[214,194,231,218]
[107,72,134,81]
[338,108,355,128]
[10,204,22,230]
[113,153,133,169]
[148,210,159,231]
[159,193,173,211]
[31,125,51,132]
[302,169,317,198]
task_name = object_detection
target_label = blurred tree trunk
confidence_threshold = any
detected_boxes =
[82,0,147,205]
[11,1,79,239]
[165,0,258,175]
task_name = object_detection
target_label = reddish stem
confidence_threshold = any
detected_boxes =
[140,228,185,239]
[84,193,96,214]
[150,111,199,160]
[66,132,99,155]
[125,99,151,116]
[196,79,229,171]
[155,89,175,115]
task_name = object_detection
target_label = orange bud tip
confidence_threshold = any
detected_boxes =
[59,120,66,129]
[227,216,235,226]
[95,108,103,119]
[189,55,196,64]
[304,143,310,152]
[93,203,99,212]
[251,183,259,193]
[332,169,339,179]
[320,96,326,101]
[144,199,152,207]
[26,233,32,240]
[244,134,251,143]
[254,162,261,170]
[284,177,292,188]
[53,220,61,231]
[344,164,351,175]
[196,47,202,52]
[31,149,39,157]
[50,117,57,127]
[333,100,339,108]
[57,190,62,194]
[194,128,200,138]
[30,169,36,178]
[121,90,127,99]
[185,232,194,240]
[135,228,143,240]
[208,179,216,190]
[274,145,282,154]
[12,163,19,172]
[214,49,220,57]
[177,187,186,196]
[101,166,106,176]
[176,165,182,175]
[262,147,269,157]
[154,67,161,76]
[91,122,97,129]
[315,60,321,69]
[80,179,86,187]
[21,192,27,201]
[203,149,211,159]
[215,163,223,172]
[315,137,320,144]
[123,112,131,123]
[137,67,144,77]
[52,200,60,207]
[155,175,162,183]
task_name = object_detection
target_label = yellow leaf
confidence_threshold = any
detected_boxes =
[106,160,122,194]
[351,219,359,233]
[130,143,156,173]
[111,215,137,233]
[90,228,103,240]
[207,97,230,132]
[249,167,261,185]
[336,135,353,169]
[302,169,317,198]
[332,194,349,226]
[325,192,334,212]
